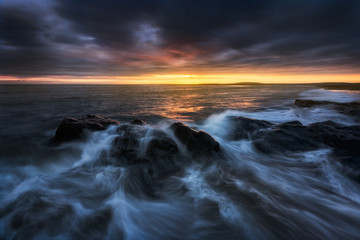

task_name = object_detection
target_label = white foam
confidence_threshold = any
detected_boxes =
[73,125,118,167]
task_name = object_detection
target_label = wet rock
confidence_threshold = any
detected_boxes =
[309,121,360,155]
[170,122,221,156]
[131,119,147,125]
[111,135,142,164]
[331,150,360,182]
[294,99,360,120]
[250,118,360,156]
[294,99,334,108]
[277,121,303,128]
[294,99,360,108]
[146,137,180,177]
[229,117,360,155]
[253,126,322,154]
[229,116,273,140]
[322,132,360,155]
[110,121,149,165]
[146,137,179,159]
[111,122,181,177]
[52,115,119,144]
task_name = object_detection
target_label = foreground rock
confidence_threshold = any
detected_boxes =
[52,115,119,144]
[51,116,223,182]
[170,122,221,156]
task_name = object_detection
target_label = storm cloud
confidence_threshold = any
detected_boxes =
[0,0,359,77]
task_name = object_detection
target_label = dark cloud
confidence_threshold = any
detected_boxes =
[0,0,359,77]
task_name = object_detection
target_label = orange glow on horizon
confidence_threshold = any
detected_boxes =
[1,73,360,84]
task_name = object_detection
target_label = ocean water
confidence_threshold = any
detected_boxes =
[0,84,360,239]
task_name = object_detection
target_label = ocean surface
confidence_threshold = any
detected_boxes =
[1,84,360,239]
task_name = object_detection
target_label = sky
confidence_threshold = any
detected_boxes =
[0,0,360,84]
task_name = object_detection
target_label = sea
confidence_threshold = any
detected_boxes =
[0,84,360,239]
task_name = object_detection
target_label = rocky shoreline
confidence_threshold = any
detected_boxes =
[51,101,360,183]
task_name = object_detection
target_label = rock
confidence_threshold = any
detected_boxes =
[146,137,180,177]
[227,116,360,155]
[111,135,142,164]
[250,118,360,155]
[52,115,119,144]
[322,132,360,155]
[111,123,183,179]
[294,99,333,108]
[294,99,360,108]
[331,149,360,182]
[294,99,360,120]
[111,122,147,164]
[170,122,221,156]
[131,119,147,125]
[253,125,322,154]
[277,121,303,128]
[229,116,273,140]
[146,137,179,159]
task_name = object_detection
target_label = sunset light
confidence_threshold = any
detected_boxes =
[2,73,360,84]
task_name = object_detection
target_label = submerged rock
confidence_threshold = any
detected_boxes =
[52,115,119,144]
[170,122,221,156]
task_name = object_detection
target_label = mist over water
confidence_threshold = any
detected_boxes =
[1,84,360,239]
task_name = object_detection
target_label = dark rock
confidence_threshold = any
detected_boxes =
[253,125,322,154]
[277,121,303,128]
[131,119,147,125]
[146,137,180,177]
[309,121,360,155]
[146,137,179,159]
[110,121,151,165]
[331,150,360,182]
[294,99,334,108]
[322,133,360,155]
[229,116,273,140]
[52,115,119,144]
[249,118,360,155]
[111,135,142,164]
[294,99,360,120]
[170,122,221,156]
[295,99,360,108]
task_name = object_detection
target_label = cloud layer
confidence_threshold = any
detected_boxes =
[1,0,359,77]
